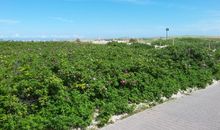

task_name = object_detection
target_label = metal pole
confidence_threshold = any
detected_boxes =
[166,31,167,40]
[166,28,169,40]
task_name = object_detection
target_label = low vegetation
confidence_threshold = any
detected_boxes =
[0,38,220,129]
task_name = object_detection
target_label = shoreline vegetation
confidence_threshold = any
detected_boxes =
[1,38,220,130]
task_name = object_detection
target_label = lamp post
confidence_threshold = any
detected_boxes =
[166,28,169,40]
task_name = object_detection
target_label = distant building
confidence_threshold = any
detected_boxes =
[112,39,129,43]
[91,40,109,44]
[77,39,131,44]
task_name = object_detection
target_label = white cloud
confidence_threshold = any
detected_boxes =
[63,0,152,5]
[50,17,73,23]
[0,19,20,24]
[187,20,220,32]
[0,33,83,39]
[114,0,151,4]
[206,10,220,17]
[15,33,20,37]
[179,10,220,33]
[0,33,21,38]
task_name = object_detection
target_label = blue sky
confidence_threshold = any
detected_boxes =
[0,0,220,39]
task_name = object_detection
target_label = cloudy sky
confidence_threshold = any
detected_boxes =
[0,0,220,39]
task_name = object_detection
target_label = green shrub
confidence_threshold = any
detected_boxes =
[0,38,219,129]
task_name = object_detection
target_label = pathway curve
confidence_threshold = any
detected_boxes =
[101,81,220,130]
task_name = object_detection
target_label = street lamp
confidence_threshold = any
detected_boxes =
[166,28,169,40]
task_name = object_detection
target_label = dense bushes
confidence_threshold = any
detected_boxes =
[0,39,220,129]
